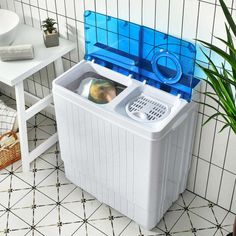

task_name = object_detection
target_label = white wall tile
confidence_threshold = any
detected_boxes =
[231,183,236,213]
[206,165,222,203]
[22,4,33,26]
[197,2,215,41]
[65,0,75,19]
[74,0,85,22]
[37,0,47,10]
[212,121,229,168]
[202,85,220,118]
[129,0,142,25]
[30,0,38,7]
[194,159,209,196]
[30,7,41,29]
[117,0,129,21]
[187,155,197,191]
[155,0,169,33]
[225,130,236,175]
[106,0,117,18]
[142,0,156,28]
[4,0,14,11]
[95,0,106,14]
[39,8,48,22]
[218,171,236,210]
[193,113,203,157]
[46,0,56,13]
[169,0,183,38]
[84,0,95,11]
[182,0,199,42]
[76,21,85,60]
[67,18,79,62]
[196,1,215,62]
[199,115,216,162]
[57,15,67,39]
[56,0,66,15]
[211,5,228,67]
[0,0,7,8]
[14,1,24,24]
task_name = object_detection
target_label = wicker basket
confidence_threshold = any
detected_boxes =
[0,131,21,170]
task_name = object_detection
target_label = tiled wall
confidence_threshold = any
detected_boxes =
[0,0,236,213]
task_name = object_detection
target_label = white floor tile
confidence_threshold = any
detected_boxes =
[10,207,33,226]
[170,212,193,234]
[60,186,82,203]
[12,172,34,188]
[73,223,107,236]
[189,206,217,225]
[118,221,142,236]
[0,174,11,192]
[34,205,58,227]
[59,204,84,223]
[0,191,10,208]
[60,222,84,236]
[158,209,185,232]
[7,228,31,236]
[34,189,56,206]
[0,212,8,233]
[10,189,33,208]
[35,225,60,236]
[7,212,31,231]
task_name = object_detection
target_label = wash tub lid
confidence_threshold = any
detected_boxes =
[84,11,200,102]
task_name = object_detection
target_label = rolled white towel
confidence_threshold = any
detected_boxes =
[0,44,34,61]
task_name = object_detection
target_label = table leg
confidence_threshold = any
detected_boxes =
[15,82,30,172]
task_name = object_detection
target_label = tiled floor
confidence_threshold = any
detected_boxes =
[0,94,235,236]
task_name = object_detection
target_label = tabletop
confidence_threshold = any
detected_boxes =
[0,24,75,87]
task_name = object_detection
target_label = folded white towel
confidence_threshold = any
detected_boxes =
[0,100,18,135]
[0,44,34,61]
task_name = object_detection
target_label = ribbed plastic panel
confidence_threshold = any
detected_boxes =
[53,87,198,229]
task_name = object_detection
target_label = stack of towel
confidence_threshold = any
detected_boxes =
[0,100,18,136]
[0,44,34,61]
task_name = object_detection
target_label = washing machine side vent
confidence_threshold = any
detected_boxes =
[126,95,169,122]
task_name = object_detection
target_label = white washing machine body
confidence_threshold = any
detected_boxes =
[53,11,201,230]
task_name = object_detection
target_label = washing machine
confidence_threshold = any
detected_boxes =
[53,11,201,230]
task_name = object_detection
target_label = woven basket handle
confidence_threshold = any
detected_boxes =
[0,131,18,141]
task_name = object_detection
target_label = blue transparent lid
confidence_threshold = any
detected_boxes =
[84,11,200,101]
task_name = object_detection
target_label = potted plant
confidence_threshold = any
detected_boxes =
[197,0,236,235]
[41,17,59,48]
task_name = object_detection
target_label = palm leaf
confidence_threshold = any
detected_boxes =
[197,64,236,86]
[203,113,227,125]
[197,39,236,72]
[196,0,236,134]
[219,123,230,132]
[219,0,236,37]
[225,24,236,79]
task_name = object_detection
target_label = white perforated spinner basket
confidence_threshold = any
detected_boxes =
[126,94,170,122]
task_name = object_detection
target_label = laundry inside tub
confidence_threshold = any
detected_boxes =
[73,72,126,104]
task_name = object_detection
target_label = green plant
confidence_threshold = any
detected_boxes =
[197,0,236,134]
[41,17,57,34]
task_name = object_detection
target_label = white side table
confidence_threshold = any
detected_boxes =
[0,24,75,172]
